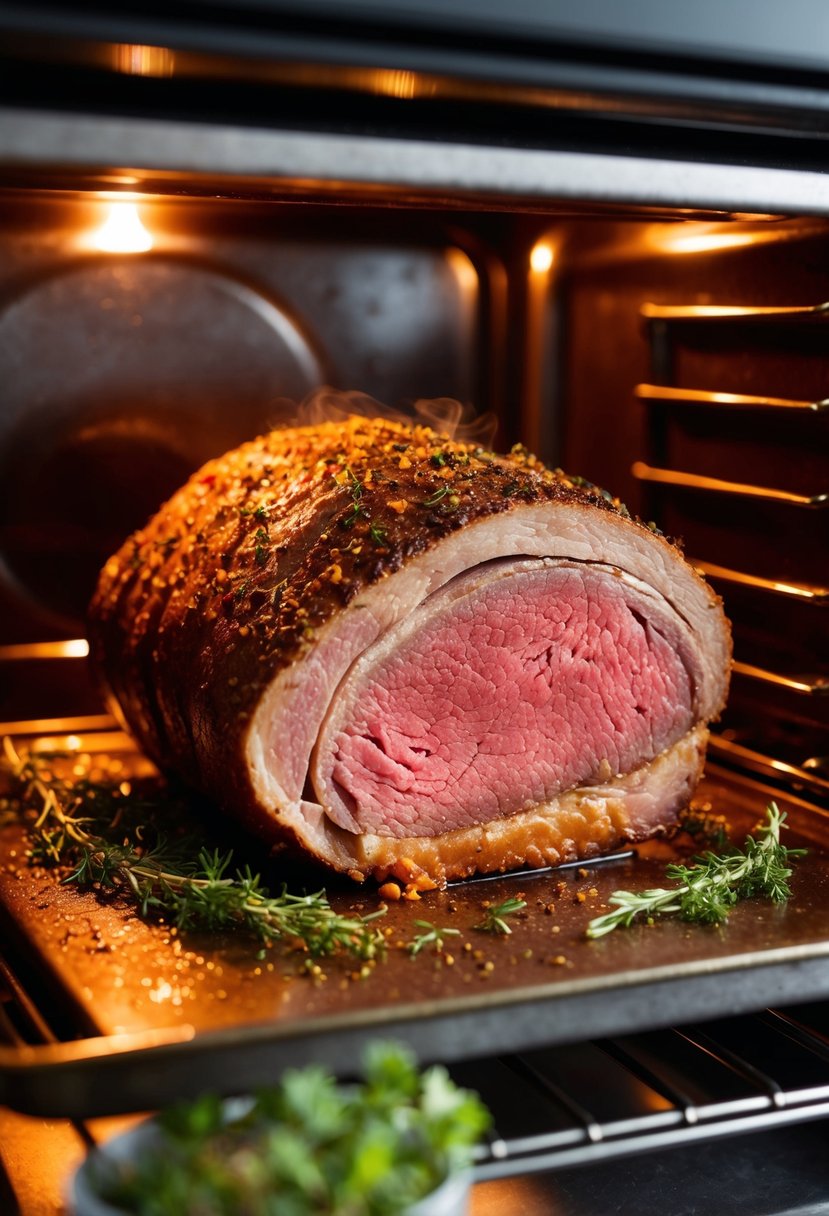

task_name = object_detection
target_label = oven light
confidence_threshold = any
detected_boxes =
[530,242,554,273]
[661,231,759,255]
[93,201,154,254]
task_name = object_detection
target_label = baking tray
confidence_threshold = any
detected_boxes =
[1,728,828,1119]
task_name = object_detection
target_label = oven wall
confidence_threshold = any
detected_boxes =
[0,198,826,781]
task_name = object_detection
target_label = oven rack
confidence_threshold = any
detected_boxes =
[458,1003,829,1181]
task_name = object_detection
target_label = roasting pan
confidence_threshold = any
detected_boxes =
[1,724,828,1120]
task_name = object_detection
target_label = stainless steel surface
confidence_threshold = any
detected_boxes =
[0,736,827,1119]
[464,1006,829,1178]
[708,736,829,801]
[0,200,485,645]
[631,462,828,508]
[692,560,829,605]
[642,301,829,322]
[731,662,829,697]
[5,108,829,215]
[623,266,829,772]
[636,383,829,413]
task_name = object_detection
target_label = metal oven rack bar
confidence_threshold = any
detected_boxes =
[635,297,829,777]
[454,1004,829,1181]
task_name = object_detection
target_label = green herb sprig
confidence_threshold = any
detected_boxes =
[586,803,805,939]
[422,485,451,507]
[473,896,527,935]
[2,739,385,965]
[336,464,367,529]
[407,920,462,957]
[93,1042,490,1216]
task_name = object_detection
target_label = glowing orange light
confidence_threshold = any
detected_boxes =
[93,202,153,254]
[371,69,418,98]
[113,44,175,77]
[529,242,554,273]
[667,232,758,255]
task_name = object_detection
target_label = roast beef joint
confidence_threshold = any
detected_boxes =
[89,415,731,884]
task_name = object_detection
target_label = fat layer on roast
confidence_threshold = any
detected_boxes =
[246,505,729,881]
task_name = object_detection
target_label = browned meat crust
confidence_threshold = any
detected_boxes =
[89,416,730,878]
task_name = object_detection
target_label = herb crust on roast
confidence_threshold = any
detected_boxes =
[90,415,731,883]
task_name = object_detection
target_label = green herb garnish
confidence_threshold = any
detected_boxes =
[2,739,385,965]
[253,525,270,566]
[586,803,805,939]
[369,522,387,544]
[677,806,730,851]
[93,1042,490,1216]
[336,464,368,529]
[239,504,270,521]
[474,896,527,935]
[407,920,462,957]
[422,485,451,507]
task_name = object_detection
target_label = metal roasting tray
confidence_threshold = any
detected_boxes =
[1,727,828,1119]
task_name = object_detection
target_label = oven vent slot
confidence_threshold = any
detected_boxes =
[637,299,829,774]
[460,1005,829,1180]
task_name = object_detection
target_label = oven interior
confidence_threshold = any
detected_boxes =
[2,185,828,1209]
[1,194,825,770]
[1,182,828,1209]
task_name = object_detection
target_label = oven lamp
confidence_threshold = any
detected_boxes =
[93,201,154,254]
[530,242,554,273]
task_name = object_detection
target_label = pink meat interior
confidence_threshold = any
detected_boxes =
[315,562,695,837]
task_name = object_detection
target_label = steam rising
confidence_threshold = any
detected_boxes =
[283,387,497,447]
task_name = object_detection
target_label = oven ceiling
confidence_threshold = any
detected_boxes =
[2,0,829,174]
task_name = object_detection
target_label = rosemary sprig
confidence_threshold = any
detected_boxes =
[407,920,461,957]
[586,803,806,939]
[473,897,527,935]
[2,739,385,964]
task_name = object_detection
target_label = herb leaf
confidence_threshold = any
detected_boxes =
[422,485,451,507]
[2,738,385,965]
[474,897,527,935]
[95,1042,490,1216]
[407,920,461,957]
[586,803,806,939]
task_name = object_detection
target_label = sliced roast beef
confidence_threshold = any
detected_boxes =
[89,414,731,883]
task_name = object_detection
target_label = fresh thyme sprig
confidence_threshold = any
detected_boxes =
[407,920,462,957]
[2,739,386,964]
[473,897,527,935]
[586,803,806,939]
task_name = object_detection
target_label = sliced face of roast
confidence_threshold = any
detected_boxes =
[312,559,697,839]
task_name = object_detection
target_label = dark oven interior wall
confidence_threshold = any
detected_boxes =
[0,198,529,634]
[0,197,826,771]
[0,194,546,721]
[556,216,829,772]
